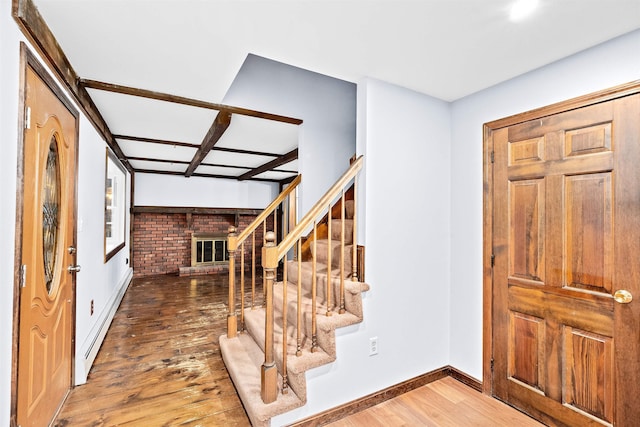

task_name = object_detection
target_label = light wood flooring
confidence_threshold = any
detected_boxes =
[325,376,543,427]
[54,274,543,426]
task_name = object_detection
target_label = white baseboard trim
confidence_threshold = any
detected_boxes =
[76,268,133,384]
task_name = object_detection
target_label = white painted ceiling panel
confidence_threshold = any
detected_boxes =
[254,170,298,181]
[87,89,217,144]
[202,151,275,169]
[216,114,299,154]
[118,140,196,162]
[195,165,250,177]
[128,160,187,173]
[274,159,298,172]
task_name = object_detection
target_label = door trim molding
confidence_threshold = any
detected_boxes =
[482,79,640,396]
[11,42,79,427]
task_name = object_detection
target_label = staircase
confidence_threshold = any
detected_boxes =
[220,157,368,426]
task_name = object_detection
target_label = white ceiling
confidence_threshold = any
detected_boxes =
[31,0,640,180]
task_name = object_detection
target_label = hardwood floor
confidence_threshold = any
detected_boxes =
[325,376,544,427]
[54,274,543,427]
[54,274,252,426]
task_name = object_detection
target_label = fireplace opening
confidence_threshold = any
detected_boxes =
[191,233,229,267]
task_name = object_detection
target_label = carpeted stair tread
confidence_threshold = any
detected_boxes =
[285,261,369,318]
[219,333,304,427]
[331,199,355,220]
[327,218,355,244]
[243,307,333,402]
[244,307,334,374]
[275,280,365,333]
[311,239,354,272]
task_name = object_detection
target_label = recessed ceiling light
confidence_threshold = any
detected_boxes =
[510,0,539,21]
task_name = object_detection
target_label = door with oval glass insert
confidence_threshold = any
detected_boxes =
[17,61,78,426]
[489,91,640,426]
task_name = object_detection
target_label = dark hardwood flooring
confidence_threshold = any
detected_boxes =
[54,274,252,426]
[54,273,542,427]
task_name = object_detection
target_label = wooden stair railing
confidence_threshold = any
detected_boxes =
[261,155,363,403]
[226,174,301,338]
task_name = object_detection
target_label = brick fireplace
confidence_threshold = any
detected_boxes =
[131,207,273,278]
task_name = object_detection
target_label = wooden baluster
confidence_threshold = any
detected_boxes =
[240,242,245,331]
[352,175,358,281]
[251,231,256,309]
[296,239,302,356]
[290,193,298,260]
[227,226,238,338]
[274,209,277,243]
[262,221,267,306]
[326,202,332,316]
[261,232,278,404]
[339,190,346,314]
[311,222,318,352]
[282,249,289,394]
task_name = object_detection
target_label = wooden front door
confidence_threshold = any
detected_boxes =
[16,59,79,426]
[487,88,640,426]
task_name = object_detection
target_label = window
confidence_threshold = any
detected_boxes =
[191,234,229,266]
[105,149,126,261]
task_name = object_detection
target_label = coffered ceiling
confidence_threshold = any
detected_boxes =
[25,0,640,182]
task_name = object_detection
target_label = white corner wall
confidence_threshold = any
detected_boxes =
[273,78,452,425]
[449,29,640,380]
[0,6,134,425]
[134,172,277,208]
[222,54,357,217]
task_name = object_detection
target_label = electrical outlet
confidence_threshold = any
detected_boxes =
[90,299,94,316]
[369,336,378,356]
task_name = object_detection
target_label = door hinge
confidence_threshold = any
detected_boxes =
[25,106,31,129]
[490,253,495,267]
[490,151,494,163]
[20,265,27,288]
[490,358,494,372]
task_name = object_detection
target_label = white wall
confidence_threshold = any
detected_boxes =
[222,54,357,216]
[449,29,640,380]
[75,117,133,384]
[273,78,452,425]
[134,172,277,208]
[0,3,133,423]
[0,1,21,422]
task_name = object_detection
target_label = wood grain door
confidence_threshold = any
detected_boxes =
[17,63,78,427]
[490,93,640,426]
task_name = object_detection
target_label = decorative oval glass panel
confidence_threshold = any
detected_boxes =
[42,136,61,294]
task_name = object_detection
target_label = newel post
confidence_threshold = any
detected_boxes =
[227,226,238,338]
[261,231,278,403]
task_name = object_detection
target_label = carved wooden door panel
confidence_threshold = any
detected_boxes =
[17,63,78,426]
[492,94,640,426]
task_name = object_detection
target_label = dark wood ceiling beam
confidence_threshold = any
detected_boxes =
[185,111,232,177]
[12,0,132,173]
[113,134,283,157]
[113,134,200,149]
[80,79,303,125]
[237,148,298,181]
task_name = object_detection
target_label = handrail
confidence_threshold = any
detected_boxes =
[235,174,301,246]
[260,154,363,402]
[276,156,363,260]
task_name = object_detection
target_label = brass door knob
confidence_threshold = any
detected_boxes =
[613,289,633,304]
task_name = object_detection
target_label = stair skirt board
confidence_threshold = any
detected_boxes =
[286,366,483,427]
